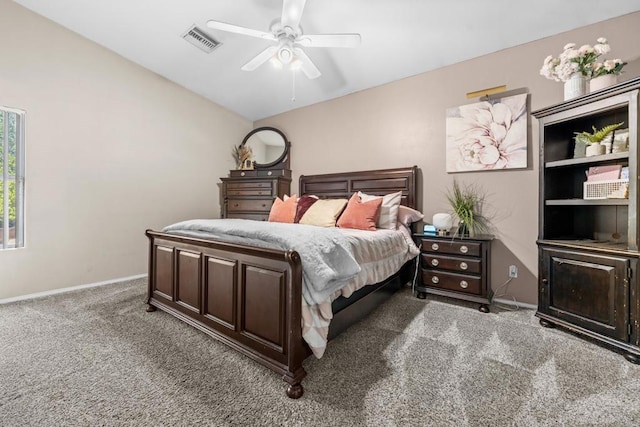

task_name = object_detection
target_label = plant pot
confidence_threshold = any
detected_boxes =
[585,143,606,157]
[589,74,617,93]
[564,72,588,100]
[573,140,587,158]
[457,221,469,237]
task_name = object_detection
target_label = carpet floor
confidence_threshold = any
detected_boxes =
[1,278,639,426]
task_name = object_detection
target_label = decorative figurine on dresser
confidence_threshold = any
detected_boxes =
[533,76,640,365]
[221,127,292,220]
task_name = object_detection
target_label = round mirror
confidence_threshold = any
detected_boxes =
[242,127,289,169]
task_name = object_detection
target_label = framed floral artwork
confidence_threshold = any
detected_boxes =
[446,93,528,172]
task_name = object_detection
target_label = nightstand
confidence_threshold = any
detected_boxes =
[413,234,493,313]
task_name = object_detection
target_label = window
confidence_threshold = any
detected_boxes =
[0,106,25,249]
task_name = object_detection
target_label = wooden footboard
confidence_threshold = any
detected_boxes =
[145,230,308,398]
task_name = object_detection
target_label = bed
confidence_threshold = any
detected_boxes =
[144,166,419,398]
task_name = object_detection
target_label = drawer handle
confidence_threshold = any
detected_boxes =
[431,243,439,251]
[240,172,245,177]
[460,245,468,254]
[459,262,468,270]
[460,280,469,289]
[431,276,439,284]
[267,171,273,176]
[261,204,266,208]
[431,259,439,267]
[233,203,239,207]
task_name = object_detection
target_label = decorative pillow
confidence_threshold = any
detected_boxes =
[358,191,402,229]
[268,194,298,223]
[299,198,348,227]
[397,205,424,227]
[336,193,382,230]
[294,195,319,223]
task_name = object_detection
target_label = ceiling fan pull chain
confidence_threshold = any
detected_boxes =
[291,70,296,102]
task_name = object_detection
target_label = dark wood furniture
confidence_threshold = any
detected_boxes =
[146,166,418,398]
[222,126,293,220]
[221,175,291,220]
[533,77,640,364]
[414,234,492,312]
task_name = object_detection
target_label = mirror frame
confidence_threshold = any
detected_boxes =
[241,127,290,170]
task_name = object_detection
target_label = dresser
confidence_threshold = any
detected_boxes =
[221,173,291,220]
[414,234,492,312]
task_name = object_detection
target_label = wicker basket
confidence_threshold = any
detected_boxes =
[583,179,629,200]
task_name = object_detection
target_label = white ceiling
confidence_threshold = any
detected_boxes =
[13,0,640,121]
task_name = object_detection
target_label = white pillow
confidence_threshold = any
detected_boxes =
[358,191,402,230]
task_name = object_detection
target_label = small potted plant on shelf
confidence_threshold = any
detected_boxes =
[446,180,490,237]
[574,122,624,157]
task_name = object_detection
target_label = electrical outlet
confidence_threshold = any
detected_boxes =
[509,265,518,278]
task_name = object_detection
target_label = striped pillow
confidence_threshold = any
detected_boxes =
[358,191,402,230]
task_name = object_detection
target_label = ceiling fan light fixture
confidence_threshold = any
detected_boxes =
[289,58,302,71]
[270,56,284,69]
[277,46,294,64]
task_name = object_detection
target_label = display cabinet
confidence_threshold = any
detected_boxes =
[533,77,640,364]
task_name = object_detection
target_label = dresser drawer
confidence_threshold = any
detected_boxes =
[225,181,274,197]
[421,254,481,274]
[422,270,481,295]
[226,188,274,197]
[419,238,481,257]
[227,198,273,213]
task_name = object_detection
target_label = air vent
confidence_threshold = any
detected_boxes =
[182,25,221,53]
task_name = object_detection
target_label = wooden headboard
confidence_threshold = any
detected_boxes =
[299,166,418,209]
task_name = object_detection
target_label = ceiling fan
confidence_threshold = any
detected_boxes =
[206,0,361,79]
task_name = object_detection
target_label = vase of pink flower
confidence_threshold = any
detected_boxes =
[589,58,626,92]
[540,37,626,100]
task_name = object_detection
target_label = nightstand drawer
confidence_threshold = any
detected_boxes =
[227,198,273,212]
[421,254,481,274]
[418,238,481,257]
[422,270,481,295]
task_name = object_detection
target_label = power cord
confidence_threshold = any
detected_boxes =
[411,242,422,294]
[411,254,420,294]
[489,277,521,311]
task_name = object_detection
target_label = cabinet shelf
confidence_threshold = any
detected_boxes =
[546,198,628,206]
[545,152,629,168]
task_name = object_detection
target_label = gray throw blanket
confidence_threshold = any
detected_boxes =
[162,219,361,305]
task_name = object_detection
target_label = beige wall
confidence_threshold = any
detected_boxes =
[0,1,252,299]
[257,12,640,305]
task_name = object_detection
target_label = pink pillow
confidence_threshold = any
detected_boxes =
[397,205,424,227]
[337,193,383,231]
[268,194,298,223]
[294,195,319,223]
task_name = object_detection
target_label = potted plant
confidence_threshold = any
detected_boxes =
[574,122,624,157]
[446,180,490,237]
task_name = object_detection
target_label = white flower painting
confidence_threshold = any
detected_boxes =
[446,93,528,172]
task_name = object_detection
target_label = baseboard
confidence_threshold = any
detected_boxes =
[493,297,537,310]
[0,274,147,305]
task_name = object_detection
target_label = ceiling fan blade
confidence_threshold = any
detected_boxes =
[296,33,361,48]
[293,48,321,79]
[281,0,306,31]
[241,46,279,71]
[206,20,276,41]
